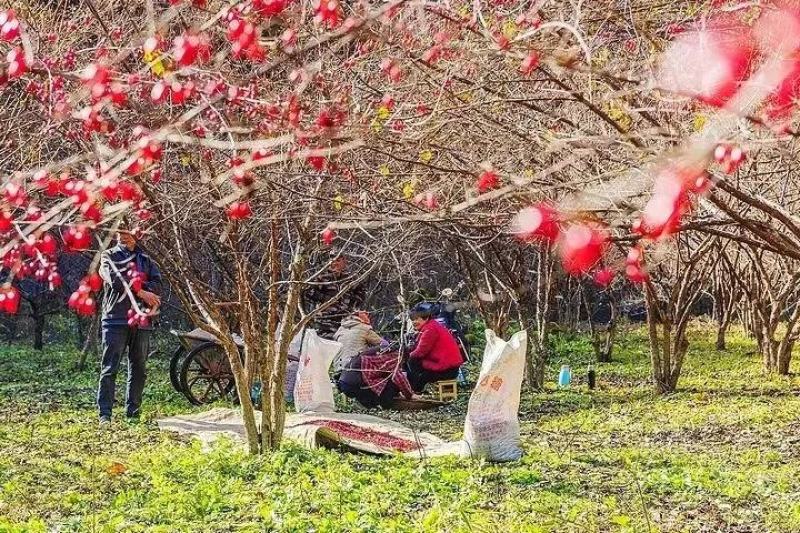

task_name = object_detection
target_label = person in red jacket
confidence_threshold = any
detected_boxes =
[406,305,464,392]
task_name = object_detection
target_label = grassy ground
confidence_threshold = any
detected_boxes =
[1,324,800,532]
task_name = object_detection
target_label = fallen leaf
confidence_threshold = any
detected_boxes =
[107,462,127,476]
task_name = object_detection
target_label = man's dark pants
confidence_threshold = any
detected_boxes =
[97,326,150,419]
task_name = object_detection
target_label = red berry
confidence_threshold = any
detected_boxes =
[476,170,501,193]
[658,29,753,107]
[321,227,336,246]
[7,47,27,78]
[314,0,342,28]
[173,32,211,67]
[0,10,20,42]
[592,268,615,287]
[37,233,58,256]
[520,51,540,76]
[512,203,560,243]
[625,264,649,283]
[226,201,252,220]
[558,223,607,275]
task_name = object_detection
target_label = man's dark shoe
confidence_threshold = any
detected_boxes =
[99,416,112,426]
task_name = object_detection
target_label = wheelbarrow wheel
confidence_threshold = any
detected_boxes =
[179,342,236,405]
[169,346,187,393]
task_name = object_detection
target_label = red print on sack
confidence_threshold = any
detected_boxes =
[490,376,503,391]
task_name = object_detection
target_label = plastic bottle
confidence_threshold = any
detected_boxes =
[587,364,596,390]
[558,365,572,388]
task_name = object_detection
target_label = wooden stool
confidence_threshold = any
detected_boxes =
[436,380,458,402]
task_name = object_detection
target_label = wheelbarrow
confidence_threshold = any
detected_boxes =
[168,328,300,406]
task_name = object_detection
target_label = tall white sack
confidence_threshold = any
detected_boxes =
[463,329,527,462]
[293,329,341,413]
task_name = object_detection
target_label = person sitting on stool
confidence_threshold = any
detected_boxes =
[406,305,463,393]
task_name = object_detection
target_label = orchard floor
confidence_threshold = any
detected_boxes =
[2,325,800,532]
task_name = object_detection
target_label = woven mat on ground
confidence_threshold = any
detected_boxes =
[157,408,463,458]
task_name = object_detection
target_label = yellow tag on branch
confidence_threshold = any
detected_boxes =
[402,181,416,199]
[379,164,390,176]
[592,48,610,68]
[502,20,518,39]
[419,150,433,163]
[376,106,390,120]
[143,51,166,77]
[605,100,632,131]
[693,114,707,131]
[333,194,344,211]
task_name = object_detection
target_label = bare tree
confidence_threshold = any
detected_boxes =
[736,249,800,375]
[643,235,715,394]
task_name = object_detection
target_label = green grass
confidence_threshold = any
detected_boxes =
[2,325,800,532]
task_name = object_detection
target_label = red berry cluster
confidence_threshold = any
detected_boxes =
[520,51,540,76]
[0,285,20,314]
[150,79,196,105]
[127,261,146,293]
[476,170,501,193]
[127,308,150,328]
[633,164,711,241]
[713,143,746,174]
[226,15,265,61]
[253,0,290,18]
[81,63,127,106]
[0,10,20,42]
[172,31,211,68]
[63,224,92,252]
[313,0,342,29]
[68,273,102,316]
[379,57,402,83]
[413,191,439,210]
[625,246,648,283]
[225,157,255,221]
[320,227,336,246]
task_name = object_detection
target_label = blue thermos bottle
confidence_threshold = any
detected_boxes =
[558,365,572,388]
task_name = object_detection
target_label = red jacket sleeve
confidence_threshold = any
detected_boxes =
[409,323,438,360]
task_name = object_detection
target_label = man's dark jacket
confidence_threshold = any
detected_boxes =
[99,244,162,329]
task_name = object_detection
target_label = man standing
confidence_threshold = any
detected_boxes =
[97,226,162,424]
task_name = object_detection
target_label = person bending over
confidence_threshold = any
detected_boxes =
[406,305,463,393]
[333,311,384,376]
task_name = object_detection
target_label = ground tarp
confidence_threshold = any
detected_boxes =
[157,408,457,458]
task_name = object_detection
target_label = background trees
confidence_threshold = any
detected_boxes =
[2,0,800,451]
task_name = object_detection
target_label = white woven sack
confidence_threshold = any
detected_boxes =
[293,329,341,413]
[463,330,527,461]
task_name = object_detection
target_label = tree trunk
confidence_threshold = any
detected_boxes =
[5,316,18,343]
[524,246,554,391]
[33,313,44,350]
[222,339,260,454]
[76,315,100,371]
[645,281,691,395]
[75,314,85,349]
[596,324,615,363]
[715,323,727,351]
[526,342,548,391]
[778,344,792,375]
[764,338,794,375]
[649,322,688,394]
